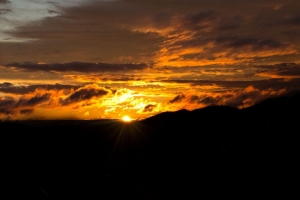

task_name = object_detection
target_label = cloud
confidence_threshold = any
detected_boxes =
[48,10,60,15]
[181,10,217,31]
[0,84,115,118]
[163,77,300,92]
[19,109,34,115]
[217,16,243,30]
[142,104,156,113]
[2,1,163,63]
[144,4,297,67]
[3,62,149,73]
[287,15,300,25]
[168,85,288,109]
[0,0,10,4]
[2,0,300,66]
[63,74,140,83]
[1,0,300,120]
[0,93,50,115]
[0,8,11,14]
[0,82,170,119]
[17,93,51,107]
[0,98,15,114]
[255,63,300,79]
[154,32,294,67]
[169,93,186,103]
[189,95,226,105]
[214,36,284,51]
[0,82,13,88]
[59,84,110,106]
[223,86,287,108]
[0,0,67,42]
[0,82,80,94]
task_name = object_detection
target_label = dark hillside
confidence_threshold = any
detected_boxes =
[2,93,300,199]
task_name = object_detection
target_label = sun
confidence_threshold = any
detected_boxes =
[122,115,132,122]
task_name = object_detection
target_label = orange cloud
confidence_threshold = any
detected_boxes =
[0,78,296,120]
[168,85,287,110]
[0,84,112,119]
[153,34,296,68]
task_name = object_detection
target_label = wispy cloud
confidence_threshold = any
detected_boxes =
[255,63,300,79]
[3,62,149,73]
[0,82,80,94]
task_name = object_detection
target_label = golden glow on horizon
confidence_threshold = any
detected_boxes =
[122,115,132,122]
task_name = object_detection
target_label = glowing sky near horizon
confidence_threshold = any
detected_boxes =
[0,0,300,120]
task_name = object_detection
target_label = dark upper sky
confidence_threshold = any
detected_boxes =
[0,0,300,120]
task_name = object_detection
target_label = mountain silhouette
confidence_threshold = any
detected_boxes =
[2,93,300,199]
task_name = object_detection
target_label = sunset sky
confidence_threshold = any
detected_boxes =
[1,0,300,120]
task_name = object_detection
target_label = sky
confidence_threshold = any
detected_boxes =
[0,0,300,120]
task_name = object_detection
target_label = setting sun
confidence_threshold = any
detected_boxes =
[122,115,132,122]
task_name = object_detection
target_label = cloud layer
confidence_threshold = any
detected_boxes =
[1,0,300,119]
[3,62,149,73]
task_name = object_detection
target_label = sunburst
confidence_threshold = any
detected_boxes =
[122,115,132,122]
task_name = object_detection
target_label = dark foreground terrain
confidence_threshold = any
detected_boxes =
[2,93,300,199]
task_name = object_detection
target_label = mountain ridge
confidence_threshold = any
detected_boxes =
[1,92,300,199]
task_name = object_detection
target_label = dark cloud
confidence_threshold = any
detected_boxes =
[187,10,216,24]
[64,74,140,82]
[48,10,60,14]
[181,10,217,30]
[0,93,50,115]
[170,78,300,91]
[179,85,290,108]
[0,98,15,114]
[0,8,11,14]
[189,95,200,103]
[2,0,299,66]
[47,1,60,5]
[60,86,109,106]
[189,94,214,105]
[217,16,243,30]
[151,11,175,29]
[142,104,156,113]
[0,83,80,94]
[288,15,300,25]
[19,109,34,115]
[255,63,300,77]
[150,8,242,32]
[189,93,228,106]
[169,93,185,103]
[2,4,163,64]
[0,82,13,88]
[0,0,10,3]
[214,36,283,50]
[4,62,149,73]
[17,93,50,107]
[189,95,227,105]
